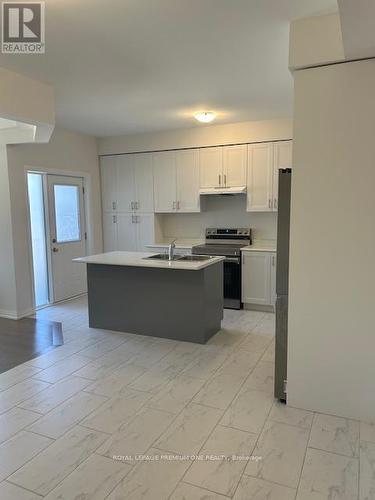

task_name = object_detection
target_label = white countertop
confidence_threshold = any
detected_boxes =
[73,251,225,271]
[146,238,204,250]
[241,240,277,252]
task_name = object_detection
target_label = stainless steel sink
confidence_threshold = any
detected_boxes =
[178,255,213,261]
[144,254,182,261]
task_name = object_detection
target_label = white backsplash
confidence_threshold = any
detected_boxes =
[158,195,277,241]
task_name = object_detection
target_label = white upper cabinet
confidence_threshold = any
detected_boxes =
[272,141,292,212]
[247,143,274,212]
[223,144,247,187]
[116,155,135,212]
[176,149,200,212]
[153,151,177,212]
[133,153,154,212]
[242,251,272,305]
[153,149,201,213]
[199,147,223,188]
[100,156,118,212]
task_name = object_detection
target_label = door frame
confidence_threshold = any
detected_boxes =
[25,167,89,309]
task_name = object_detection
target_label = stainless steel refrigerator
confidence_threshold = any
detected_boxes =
[274,168,292,402]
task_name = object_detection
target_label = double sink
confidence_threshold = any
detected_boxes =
[145,254,212,262]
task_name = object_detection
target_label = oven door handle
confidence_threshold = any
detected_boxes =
[224,257,241,263]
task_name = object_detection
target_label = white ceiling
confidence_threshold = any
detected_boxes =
[0,0,337,137]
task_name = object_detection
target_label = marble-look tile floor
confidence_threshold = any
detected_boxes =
[0,296,372,499]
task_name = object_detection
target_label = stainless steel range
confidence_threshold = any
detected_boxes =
[193,228,252,309]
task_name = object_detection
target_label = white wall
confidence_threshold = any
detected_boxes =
[98,118,292,155]
[6,128,101,317]
[289,13,344,70]
[0,67,55,142]
[288,58,375,421]
[0,145,18,316]
[160,196,276,241]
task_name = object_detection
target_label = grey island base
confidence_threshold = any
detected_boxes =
[74,252,224,344]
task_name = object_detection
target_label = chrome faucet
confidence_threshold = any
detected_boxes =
[168,239,177,261]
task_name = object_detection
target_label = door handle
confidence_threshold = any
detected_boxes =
[268,199,271,209]
[52,238,56,243]
[136,201,139,210]
[224,174,227,186]
[112,201,116,210]
[274,198,277,209]
[113,215,117,223]
[177,201,180,210]
[131,202,134,210]
[218,174,221,186]
[52,247,59,253]
[172,201,176,210]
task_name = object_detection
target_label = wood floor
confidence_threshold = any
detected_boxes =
[0,317,63,374]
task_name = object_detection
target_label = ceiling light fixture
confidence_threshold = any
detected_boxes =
[194,111,216,123]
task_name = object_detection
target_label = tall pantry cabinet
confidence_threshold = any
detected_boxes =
[100,154,156,252]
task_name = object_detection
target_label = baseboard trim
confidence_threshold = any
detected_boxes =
[0,308,35,320]
[243,303,275,313]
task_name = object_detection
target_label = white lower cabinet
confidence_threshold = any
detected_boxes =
[103,212,155,252]
[102,213,117,252]
[136,214,156,252]
[242,251,277,307]
[117,214,137,251]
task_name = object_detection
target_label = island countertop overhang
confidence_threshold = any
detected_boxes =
[73,251,225,271]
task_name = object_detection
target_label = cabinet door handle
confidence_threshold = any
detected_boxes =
[112,201,116,210]
[274,198,277,210]
[130,201,134,210]
[113,215,117,223]
[177,201,180,210]
[218,174,221,186]
[172,201,176,210]
[268,199,271,209]
[224,174,227,186]
[136,201,139,210]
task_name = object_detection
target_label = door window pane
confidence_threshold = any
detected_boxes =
[27,173,49,307]
[54,185,81,243]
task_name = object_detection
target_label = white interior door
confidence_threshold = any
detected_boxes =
[47,175,87,303]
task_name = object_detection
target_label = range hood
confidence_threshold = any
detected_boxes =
[199,186,247,195]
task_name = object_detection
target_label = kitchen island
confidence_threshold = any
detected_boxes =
[74,251,224,343]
